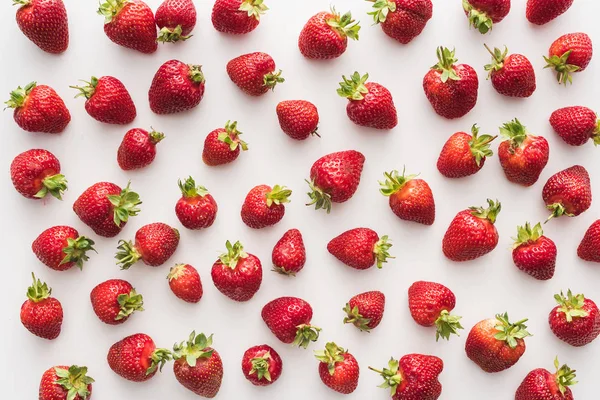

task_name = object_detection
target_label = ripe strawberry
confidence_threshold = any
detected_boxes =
[168,264,203,303]
[116,222,180,270]
[545,33,594,85]
[315,343,359,394]
[155,0,197,42]
[173,332,223,397]
[39,365,94,400]
[578,219,600,262]
[212,0,268,34]
[20,273,63,340]
[343,290,385,332]
[515,357,577,400]
[276,100,320,140]
[379,168,435,225]
[367,0,433,44]
[10,149,67,200]
[272,229,306,276]
[442,199,501,262]
[526,0,574,25]
[241,184,291,229]
[463,0,510,34]
[512,222,557,280]
[202,121,248,166]
[548,290,600,347]
[328,228,394,270]
[484,45,536,98]
[32,226,96,271]
[73,181,141,238]
[176,177,218,229]
[306,150,365,213]
[408,281,463,341]
[107,333,171,382]
[241,344,282,386]
[5,82,70,133]
[261,297,321,348]
[90,279,144,325]
[98,0,157,53]
[549,106,600,146]
[298,8,360,60]
[211,240,262,302]
[437,125,496,178]
[226,52,283,96]
[117,128,164,170]
[542,165,591,220]
[149,60,205,114]
[15,0,68,54]
[71,76,136,125]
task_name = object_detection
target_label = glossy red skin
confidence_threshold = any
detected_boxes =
[211,254,262,301]
[13,85,70,133]
[90,279,135,325]
[176,193,218,229]
[272,229,306,275]
[117,128,158,170]
[490,54,536,97]
[549,298,600,346]
[107,334,158,382]
[212,0,259,34]
[578,220,600,262]
[328,228,380,270]
[73,182,125,238]
[149,60,205,114]
[423,64,479,119]
[155,0,197,36]
[498,135,549,187]
[11,149,61,199]
[202,128,242,166]
[227,52,278,96]
[550,106,598,146]
[241,345,283,386]
[16,0,68,54]
[513,236,557,280]
[103,0,157,54]
[548,33,593,71]
[465,0,511,22]
[169,264,203,303]
[345,82,397,130]
[310,150,365,203]
[389,178,435,225]
[379,0,432,44]
[21,296,63,340]
[261,297,313,344]
[408,281,455,326]
[526,0,574,25]
[542,165,592,217]
[393,354,443,399]
[84,76,136,125]
[174,349,223,398]
[515,367,574,400]
[133,223,180,267]
[32,226,79,271]
[318,352,359,394]
[437,132,485,178]
[465,318,526,372]
[39,366,92,400]
[299,12,349,59]
[347,291,385,329]
[276,100,319,140]
[442,209,498,261]
[241,185,286,229]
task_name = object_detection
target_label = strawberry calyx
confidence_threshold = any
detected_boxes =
[554,290,589,322]
[544,50,581,85]
[379,167,418,197]
[493,312,532,349]
[343,303,372,332]
[271,265,295,276]
[431,47,461,83]
[545,203,574,222]
[373,235,394,269]
[292,324,321,348]
[469,199,501,224]
[188,65,205,84]
[147,348,172,375]
[369,358,403,396]
[12,0,32,6]
[469,124,497,166]
[367,0,397,24]
[70,77,99,100]
[512,222,543,249]
[314,342,346,375]
[61,236,97,270]
[219,240,248,269]
[499,118,529,150]
[434,310,464,341]
[249,351,272,381]
[116,289,144,321]
[463,0,493,34]
[263,70,284,91]
[157,26,192,43]
[107,181,142,227]
[592,119,600,146]
[266,185,292,207]
[173,331,214,367]
[218,121,249,152]
[178,176,209,198]
[305,179,332,213]
[26,273,52,303]
[554,357,578,395]
[337,72,369,101]
[168,264,188,281]
[37,174,68,200]
[239,0,268,20]
[483,44,507,78]
[327,7,360,41]
[4,81,35,109]
[149,128,165,145]
[54,365,95,400]
[97,0,130,24]
[115,240,141,270]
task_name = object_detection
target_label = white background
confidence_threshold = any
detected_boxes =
[1,0,599,398]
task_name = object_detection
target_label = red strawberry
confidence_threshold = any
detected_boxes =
[175,177,218,229]
[107,333,171,382]
[463,0,511,34]
[211,240,262,302]
[155,0,197,42]
[548,290,600,347]
[315,343,359,394]
[20,273,63,340]
[276,100,319,140]
[328,228,393,270]
[241,344,283,386]
[149,60,205,114]
[484,45,536,98]
[408,281,463,341]
[32,226,96,271]
[306,150,365,213]
[226,52,283,96]
[527,0,574,25]
[437,125,496,178]
[368,0,433,44]
[5,82,70,133]
[442,199,501,261]
[116,222,180,270]
[212,0,268,34]
[39,365,94,400]
[71,76,136,125]
[202,121,248,166]
[343,290,385,332]
[15,0,68,54]
[545,32,594,85]
[118,127,164,170]
[542,165,591,220]
[261,297,321,348]
[515,357,577,400]
[241,184,291,229]
[272,229,306,276]
[379,168,435,225]
[550,106,600,146]
[424,47,479,119]
[578,219,600,262]
[73,181,141,238]
[168,264,203,303]
[90,279,144,325]
[10,149,67,200]
[298,8,360,60]
[98,0,157,53]
[173,332,223,397]
[512,222,557,280]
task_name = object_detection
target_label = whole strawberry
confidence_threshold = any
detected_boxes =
[549,290,600,347]
[408,281,463,341]
[306,150,365,213]
[202,121,248,166]
[368,0,433,44]
[32,226,96,271]
[118,128,164,170]
[71,76,136,125]
[549,106,600,146]
[442,199,501,262]
[423,47,479,119]
[315,343,359,394]
[173,332,223,398]
[10,149,67,200]
[241,344,282,386]
[168,264,203,303]
[5,82,70,133]
[298,8,359,59]
[90,279,144,325]
[98,0,157,53]
[212,0,268,34]
[149,60,205,114]
[155,0,196,42]
[211,240,262,302]
[512,222,557,280]
[328,228,393,270]
[227,52,283,96]
[116,222,180,270]
[545,33,594,85]
[261,297,321,348]
[21,273,63,340]
[437,125,497,178]
[578,219,600,262]
[542,165,591,220]
[463,0,510,34]
[516,358,577,400]
[15,0,68,53]
[107,333,171,382]
[39,365,94,400]
[343,290,385,332]
[241,184,291,229]
[379,168,435,225]
[276,100,319,140]
[175,177,218,229]
[527,0,574,25]
[272,229,306,276]
[484,45,536,97]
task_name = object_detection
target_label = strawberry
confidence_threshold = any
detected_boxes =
[367,0,433,44]
[261,297,321,348]
[515,357,577,400]
[90,279,144,325]
[549,106,600,146]
[484,45,536,98]
[116,222,180,270]
[241,344,282,386]
[117,127,164,170]
[5,82,70,133]
[73,181,141,238]
[39,365,94,400]
[442,199,501,262]
[437,125,496,178]
[512,222,557,280]
[542,165,591,220]
[548,290,600,347]
[408,281,463,341]
[298,8,360,60]
[462,0,511,34]
[328,228,394,270]
[315,343,359,394]
[168,264,203,303]
[173,332,223,397]
[306,150,365,213]
[211,240,262,301]
[545,33,594,85]
[272,229,306,276]
[107,333,171,382]
[227,52,283,96]
[202,121,249,166]
[343,290,385,332]
[212,0,268,34]
[15,0,68,54]
[71,76,136,125]
[149,60,205,114]
[578,219,600,262]
[32,226,96,271]
[276,100,319,140]
[241,184,291,229]
[176,177,218,229]
[526,0,574,25]
[155,0,197,42]
[379,168,435,225]
[337,72,397,130]
[20,273,63,340]
[10,149,67,200]
[98,0,157,53]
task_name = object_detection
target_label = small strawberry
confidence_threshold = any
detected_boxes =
[367,0,433,44]
[408,281,463,341]
[526,0,574,25]
[212,0,268,34]
[442,199,501,262]
[173,332,223,397]
[226,52,283,96]
[211,240,262,302]
[578,219,600,262]
[10,149,67,200]
[15,0,69,54]
[117,127,165,170]
[272,229,306,276]
[512,222,557,280]
[116,222,180,270]
[98,0,157,53]
[155,0,197,42]
[276,100,319,140]
[298,8,360,60]
[463,0,511,34]
[515,357,577,400]
[5,82,70,133]
[241,344,283,386]
[107,333,172,382]
[168,264,203,303]
[39,365,94,400]
[32,226,96,271]
[379,168,435,225]
[549,106,600,146]
[241,184,291,229]
[437,125,497,178]
[90,279,144,325]
[71,76,136,125]
[343,290,385,332]
[548,290,600,347]
[315,343,359,394]
[20,273,63,340]
[484,45,536,98]
[328,228,393,270]
[542,165,591,220]
[149,60,205,114]
[202,121,248,166]
[175,177,218,229]
[544,32,594,85]
[261,297,321,348]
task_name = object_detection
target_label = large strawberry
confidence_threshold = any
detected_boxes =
[98,0,157,53]
[202,121,249,166]
[261,297,320,348]
[276,100,319,140]
[71,76,136,125]
[315,343,359,394]
[462,0,511,34]
[408,281,463,341]
[173,332,223,398]
[298,8,360,60]
[39,365,94,400]
[241,184,291,229]
[241,344,282,386]
[227,52,283,96]
[542,165,591,220]
[212,0,268,34]
[149,60,205,114]
[107,333,171,382]
[211,240,262,302]
[549,106,600,146]
[328,228,394,270]
[175,176,218,229]
[578,219,600,262]
[548,290,600,347]
[272,229,306,276]
[515,357,577,400]
[527,0,574,25]
[343,290,385,332]
[484,45,536,98]
[15,0,68,54]
[512,222,557,280]
[10,149,67,200]
[437,125,496,178]
[20,273,63,340]
[116,222,180,270]
[32,226,95,271]
[367,0,433,44]
[379,168,435,225]
[117,128,164,170]
[90,279,144,325]
[155,0,196,42]
[168,264,203,303]
[544,32,594,85]
[5,82,70,133]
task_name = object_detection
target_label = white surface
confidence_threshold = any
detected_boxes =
[1,0,599,398]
